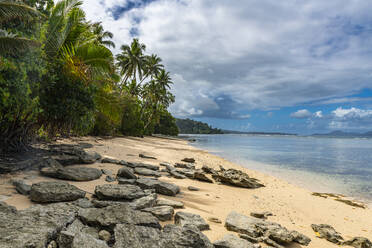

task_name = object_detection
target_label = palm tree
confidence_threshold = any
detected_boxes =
[0,0,42,55]
[143,54,163,81]
[91,22,115,48]
[116,38,147,93]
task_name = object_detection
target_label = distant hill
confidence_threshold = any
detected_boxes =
[222,130,297,136]
[311,131,372,138]
[175,118,223,134]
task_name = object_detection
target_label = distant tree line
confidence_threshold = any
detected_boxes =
[176,118,223,134]
[0,0,178,153]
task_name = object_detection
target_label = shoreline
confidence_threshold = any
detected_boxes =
[1,136,372,247]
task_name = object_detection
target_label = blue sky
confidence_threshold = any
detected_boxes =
[82,0,372,134]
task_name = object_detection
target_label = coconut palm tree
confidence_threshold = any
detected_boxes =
[91,22,115,48]
[116,38,147,93]
[143,54,163,81]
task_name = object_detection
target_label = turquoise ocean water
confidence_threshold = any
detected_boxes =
[182,134,372,202]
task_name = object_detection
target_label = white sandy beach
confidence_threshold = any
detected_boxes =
[1,136,371,248]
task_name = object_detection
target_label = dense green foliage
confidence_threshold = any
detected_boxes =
[176,118,223,134]
[0,0,177,153]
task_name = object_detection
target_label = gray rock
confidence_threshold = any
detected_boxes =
[72,198,94,208]
[41,167,102,181]
[290,230,312,246]
[101,157,120,164]
[169,170,187,179]
[94,184,146,201]
[207,217,222,224]
[135,167,161,177]
[91,199,128,208]
[98,230,111,242]
[128,162,160,171]
[159,162,171,167]
[194,171,213,183]
[30,182,86,203]
[80,151,101,164]
[58,218,100,247]
[117,167,137,179]
[0,202,79,248]
[142,206,174,221]
[212,169,264,188]
[11,179,31,195]
[113,223,214,248]
[174,211,209,231]
[53,154,81,166]
[201,165,217,174]
[342,237,372,248]
[188,186,200,191]
[175,163,195,170]
[136,178,180,196]
[130,193,157,210]
[78,205,160,231]
[311,224,344,244]
[117,178,137,185]
[214,234,256,248]
[105,175,116,182]
[181,158,195,163]
[139,154,157,160]
[59,231,109,248]
[101,169,113,177]
[175,168,195,178]
[49,144,101,165]
[156,198,184,208]
[250,211,273,220]
[47,240,57,248]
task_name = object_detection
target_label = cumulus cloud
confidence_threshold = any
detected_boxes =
[82,0,372,119]
[291,109,312,119]
[328,107,372,130]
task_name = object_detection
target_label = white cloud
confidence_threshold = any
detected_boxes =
[291,109,312,119]
[314,111,323,118]
[82,0,372,119]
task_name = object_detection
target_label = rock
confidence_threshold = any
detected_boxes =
[156,198,184,208]
[207,217,222,224]
[49,144,101,165]
[194,171,213,183]
[105,175,115,182]
[169,170,187,179]
[95,184,146,201]
[174,211,210,231]
[139,154,157,160]
[142,206,174,221]
[98,230,111,242]
[117,167,137,179]
[80,151,101,164]
[160,162,171,167]
[0,202,79,248]
[311,224,344,244]
[101,157,120,164]
[134,167,162,177]
[91,199,128,208]
[30,182,86,203]
[214,234,256,248]
[201,165,217,174]
[72,198,94,208]
[181,158,195,163]
[136,178,180,196]
[113,223,214,248]
[78,205,161,231]
[342,237,372,248]
[52,154,82,166]
[128,162,160,171]
[101,169,113,177]
[11,179,31,195]
[117,178,137,185]
[250,211,273,220]
[130,193,157,210]
[59,231,109,248]
[175,168,195,178]
[41,167,102,181]
[175,163,195,170]
[188,186,200,191]
[47,240,57,248]
[212,169,264,188]
[226,211,311,246]
[58,218,99,244]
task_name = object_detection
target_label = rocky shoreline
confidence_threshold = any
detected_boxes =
[1,138,372,248]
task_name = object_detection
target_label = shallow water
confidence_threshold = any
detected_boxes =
[183,134,372,202]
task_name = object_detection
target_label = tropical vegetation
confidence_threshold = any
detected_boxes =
[176,118,223,134]
[0,0,178,153]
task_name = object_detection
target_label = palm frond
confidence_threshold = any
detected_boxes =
[0,30,39,55]
[0,1,42,21]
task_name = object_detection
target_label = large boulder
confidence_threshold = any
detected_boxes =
[142,206,174,221]
[174,211,210,231]
[214,234,255,248]
[136,178,180,196]
[212,169,264,188]
[0,202,79,248]
[41,167,102,181]
[113,224,213,248]
[78,205,160,231]
[134,167,161,177]
[311,224,344,244]
[117,167,137,179]
[94,184,146,201]
[30,182,86,203]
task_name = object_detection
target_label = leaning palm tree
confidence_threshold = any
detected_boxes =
[143,54,163,81]
[91,22,115,48]
[116,38,147,94]
[0,0,42,55]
